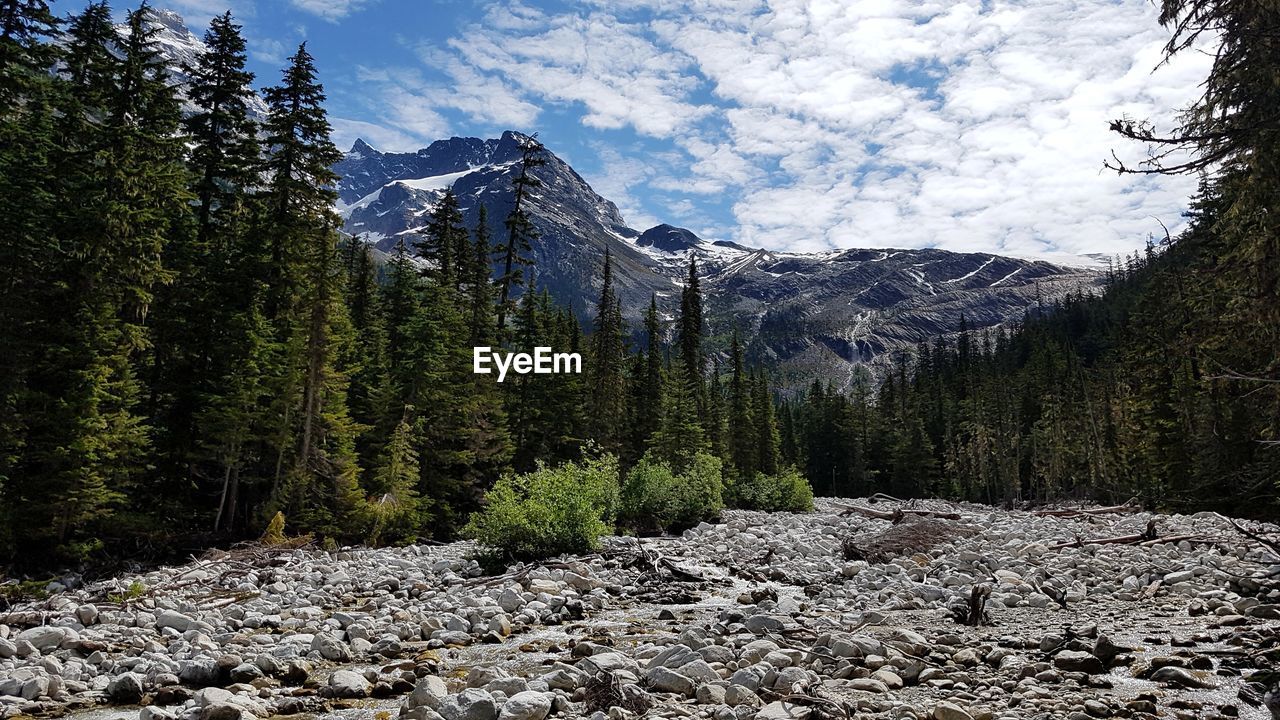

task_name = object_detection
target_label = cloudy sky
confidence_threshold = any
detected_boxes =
[61,0,1210,258]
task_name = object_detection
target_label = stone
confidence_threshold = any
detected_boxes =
[497,691,551,720]
[20,676,49,700]
[75,605,99,626]
[1093,635,1130,665]
[578,652,637,675]
[156,609,196,632]
[228,664,263,684]
[933,702,974,720]
[1054,650,1105,675]
[179,656,221,688]
[848,678,888,694]
[107,672,146,704]
[16,626,74,652]
[200,704,248,720]
[282,659,312,685]
[871,669,904,689]
[745,615,785,634]
[1149,665,1216,689]
[411,676,450,709]
[756,701,813,719]
[328,670,371,699]
[696,684,727,704]
[311,633,352,662]
[647,666,696,696]
[439,688,499,720]
[725,685,761,707]
[498,588,525,613]
[140,707,176,720]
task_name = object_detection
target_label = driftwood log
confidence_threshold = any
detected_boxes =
[1050,519,1208,550]
[1033,497,1141,518]
[831,501,961,522]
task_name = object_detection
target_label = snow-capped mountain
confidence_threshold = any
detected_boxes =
[146,10,1101,391]
[336,133,1101,390]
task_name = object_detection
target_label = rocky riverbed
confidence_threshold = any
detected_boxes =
[2,499,1279,720]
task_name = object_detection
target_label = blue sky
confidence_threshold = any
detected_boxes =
[56,0,1209,259]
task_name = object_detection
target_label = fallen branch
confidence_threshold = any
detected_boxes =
[831,502,961,522]
[1033,497,1140,517]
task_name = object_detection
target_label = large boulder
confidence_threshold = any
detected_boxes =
[646,666,696,696]
[328,670,371,699]
[156,609,196,632]
[107,672,146,704]
[497,691,551,720]
[16,626,76,652]
[439,688,498,720]
[311,634,352,662]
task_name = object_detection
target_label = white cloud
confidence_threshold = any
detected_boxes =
[289,0,376,22]
[343,0,1212,257]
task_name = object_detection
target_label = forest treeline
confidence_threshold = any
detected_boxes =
[0,3,799,570]
[785,0,1280,515]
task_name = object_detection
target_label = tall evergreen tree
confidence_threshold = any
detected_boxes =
[677,257,706,412]
[587,249,627,452]
[494,134,545,335]
[727,329,756,480]
[258,43,363,537]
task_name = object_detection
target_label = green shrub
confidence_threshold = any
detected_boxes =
[672,453,725,529]
[620,458,679,534]
[464,454,620,564]
[772,466,815,512]
[620,452,724,534]
[727,466,814,512]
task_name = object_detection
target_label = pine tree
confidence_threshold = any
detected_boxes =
[10,4,191,560]
[259,43,363,538]
[494,134,545,335]
[677,257,706,412]
[637,295,664,445]
[727,329,756,480]
[0,1,61,542]
[467,205,496,346]
[647,359,708,471]
[752,371,781,476]
[366,413,424,546]
[0,0,59,106]
[587,249,627,452]
[149,10,263,515]
[418,188,466,286]
[260,42,342,321]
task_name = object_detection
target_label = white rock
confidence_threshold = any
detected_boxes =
[497,690,550,720]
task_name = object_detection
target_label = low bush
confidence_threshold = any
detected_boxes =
[727,466,814,512]
[620,452,724,534]
[464,453,619,564]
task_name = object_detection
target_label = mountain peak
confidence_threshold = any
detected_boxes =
[636,224,703,253]
[349,138,377,156]
[151,8,191,34]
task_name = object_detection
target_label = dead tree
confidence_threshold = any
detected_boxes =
[950,584,992,626]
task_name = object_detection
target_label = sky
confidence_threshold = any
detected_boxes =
[58,0,1211,259]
